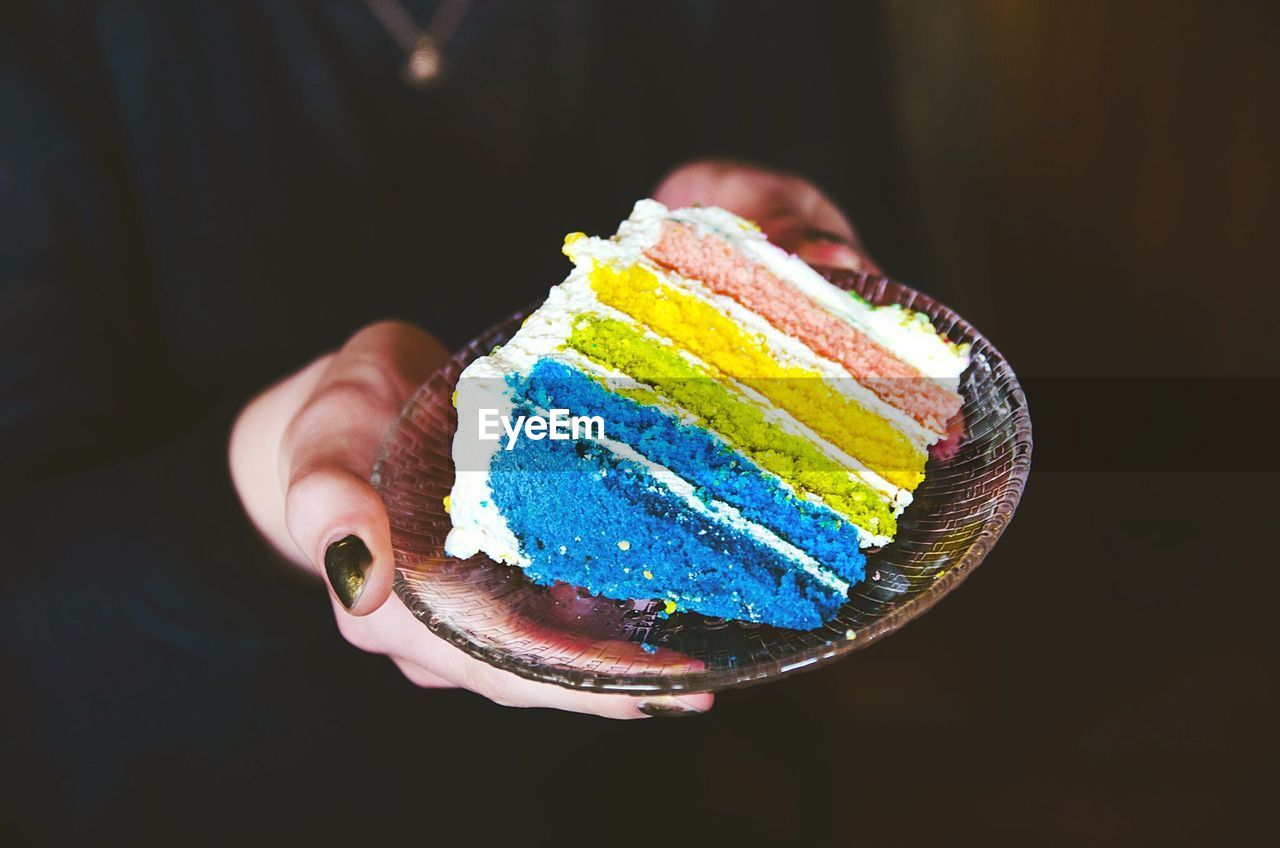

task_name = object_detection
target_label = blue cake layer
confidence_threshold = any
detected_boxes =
[506,358,867,585]
[486,417,846,630]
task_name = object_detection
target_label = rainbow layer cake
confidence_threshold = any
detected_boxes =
[444,200,970,630]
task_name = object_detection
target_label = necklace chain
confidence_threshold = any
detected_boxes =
[363,0,472,87]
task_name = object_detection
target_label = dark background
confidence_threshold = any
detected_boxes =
[2,1,1277,845]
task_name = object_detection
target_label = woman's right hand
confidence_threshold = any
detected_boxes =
[228,319,713,718]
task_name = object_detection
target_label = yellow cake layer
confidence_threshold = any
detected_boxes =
[587,263,927,491]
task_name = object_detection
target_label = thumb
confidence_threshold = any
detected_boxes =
[746,192,880,275]
[769,221,880,275]
[281,320,447,615]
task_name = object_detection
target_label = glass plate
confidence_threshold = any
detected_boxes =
[373,268,1032,693]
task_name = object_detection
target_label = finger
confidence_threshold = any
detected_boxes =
[463,663,716,720]
[748,192,878,274]
[282,320,447,616]
[367,597,714,719]
[791,228,879,274]
[390,656,456,689]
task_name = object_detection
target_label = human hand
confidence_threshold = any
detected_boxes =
[652,158,879,273]
[229,320,713,718]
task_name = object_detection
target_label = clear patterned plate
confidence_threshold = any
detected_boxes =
[373,268,1032,693]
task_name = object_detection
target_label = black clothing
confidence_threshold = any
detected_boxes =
[0,2,915,840]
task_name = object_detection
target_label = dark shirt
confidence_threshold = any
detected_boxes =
[0,2,914,839]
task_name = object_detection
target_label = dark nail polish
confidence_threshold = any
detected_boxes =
[325,535,372,609]
[637,697,704,718]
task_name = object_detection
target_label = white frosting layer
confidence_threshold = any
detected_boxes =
[444,367,526,565]
[444,268,609,564]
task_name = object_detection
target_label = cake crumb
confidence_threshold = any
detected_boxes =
[617,540,631,551]
[643,569,653,580]
[442,495,451,514]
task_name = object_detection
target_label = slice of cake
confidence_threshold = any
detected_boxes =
[444,200,970,630]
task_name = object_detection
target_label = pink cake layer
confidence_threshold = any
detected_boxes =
[645,221,963,435]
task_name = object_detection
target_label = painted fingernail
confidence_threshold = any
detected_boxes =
[637,696,704,718]
[325,535,372,609]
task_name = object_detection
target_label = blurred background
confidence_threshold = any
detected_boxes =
[2,1,1276,844]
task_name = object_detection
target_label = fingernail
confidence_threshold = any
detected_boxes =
[799,240,871,273]
[637,696,704,718]
[801,226,853,245]
[324,535,372,609]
